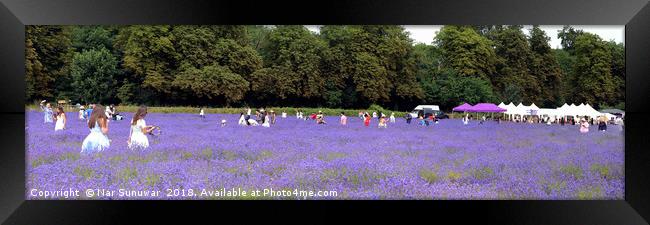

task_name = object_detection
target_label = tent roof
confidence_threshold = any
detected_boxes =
[469,103,506,113]
[600,108,625,114]
[452,103,474,112]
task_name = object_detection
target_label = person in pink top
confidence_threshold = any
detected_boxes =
[340,112,347,125]
[579,117,590,133]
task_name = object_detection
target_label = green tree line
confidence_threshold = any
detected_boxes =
[25,25,625,111]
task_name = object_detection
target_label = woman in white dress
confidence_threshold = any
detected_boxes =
[262,112,271,127]
[238,113,247,126]
[389,113,396,123]
[81,105,110,154]
[128,106,155,150]
[54,106,66,131]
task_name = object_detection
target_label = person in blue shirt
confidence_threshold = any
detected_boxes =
[85,104,94,121]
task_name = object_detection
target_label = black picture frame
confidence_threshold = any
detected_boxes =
[1,0,649,224]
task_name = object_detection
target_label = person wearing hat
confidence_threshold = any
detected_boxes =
[79,105,86,120]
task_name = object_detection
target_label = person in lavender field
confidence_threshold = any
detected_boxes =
[78,105,86,120]
[238,112,247,126]
[598,115,607,132]
[39,100,54,123]
[81,105,110,154]
[262,111,271,127]
[579,116,590,134]
[54,106,67,131]
[378,115,388,128]
[405,113,412,124]
[128,106,156,150]
[316,111,327,124]
[418,115,426,126]
[85,104,94,121]
[364,112,371,127]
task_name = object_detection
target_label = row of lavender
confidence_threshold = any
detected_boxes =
[26,110,624,199]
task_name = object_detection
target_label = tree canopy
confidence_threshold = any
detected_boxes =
[26,25,625,111]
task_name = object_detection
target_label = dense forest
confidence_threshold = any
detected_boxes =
[25,25,625,111]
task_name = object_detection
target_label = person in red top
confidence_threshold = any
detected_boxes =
[363,112,371,127]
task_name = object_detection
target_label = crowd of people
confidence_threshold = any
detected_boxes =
[39,100,157,154]
[237,107,278,127]
[458,112,624,133]
[37,101,624,154]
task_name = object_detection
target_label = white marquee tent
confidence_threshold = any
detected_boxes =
[547,103,605,118]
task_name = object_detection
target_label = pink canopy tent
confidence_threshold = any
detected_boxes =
[468,103,507,112]
[452,103,474,112]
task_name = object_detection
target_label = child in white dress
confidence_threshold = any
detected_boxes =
[54,106,66,131]
[389,113,396,123]
[128,106,155,150]
[81,105,110,154]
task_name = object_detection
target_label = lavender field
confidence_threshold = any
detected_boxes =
[26,110,624,200]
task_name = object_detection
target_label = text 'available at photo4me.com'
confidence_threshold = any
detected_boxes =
[29,187,339,200]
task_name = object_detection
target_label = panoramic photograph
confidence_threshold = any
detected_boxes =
[25,25,624,200]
